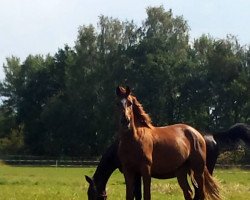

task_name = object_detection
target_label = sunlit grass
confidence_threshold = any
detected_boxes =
[0,166,250,199]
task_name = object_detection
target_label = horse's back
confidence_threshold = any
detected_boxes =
[151,124,206,175]
[154,124,205,144]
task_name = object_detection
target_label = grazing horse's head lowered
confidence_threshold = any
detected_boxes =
[85,175,107,200]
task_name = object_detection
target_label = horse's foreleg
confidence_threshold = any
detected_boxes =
[141,165,151,200]
[124,169,135,200]
[134,174,142,200]
[142,175,151,200]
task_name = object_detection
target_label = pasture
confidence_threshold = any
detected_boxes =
[0,165,250,200]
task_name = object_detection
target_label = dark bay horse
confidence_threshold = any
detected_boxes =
[85,141,142,200]
[115,86,221,200]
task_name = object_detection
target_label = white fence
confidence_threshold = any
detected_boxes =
[0,155,99,167]
[1,156,250,168]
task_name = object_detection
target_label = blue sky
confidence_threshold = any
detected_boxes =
[1,0,250,80]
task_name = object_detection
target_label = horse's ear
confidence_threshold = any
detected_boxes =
[85,175,93,184]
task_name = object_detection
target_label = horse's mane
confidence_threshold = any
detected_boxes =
[131,95,153,128]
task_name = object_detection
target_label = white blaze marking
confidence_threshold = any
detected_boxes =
[120,98,131,129]
[121,98,127,107]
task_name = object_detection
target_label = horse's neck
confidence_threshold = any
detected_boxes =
[130,113,150,137]
[120,125,143,141]
[93,170,109,194]
[93,162,117,193]
[93,143,120,193]
[119,118,138,140]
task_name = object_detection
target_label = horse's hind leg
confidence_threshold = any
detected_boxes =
[192,182,200,200]
[177,170,193,200]
[193,172,205,200]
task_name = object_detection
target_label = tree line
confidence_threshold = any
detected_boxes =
[0,6,249,157]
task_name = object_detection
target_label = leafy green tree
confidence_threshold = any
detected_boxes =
[204,36,249,129]
[0,6,249,157]
[125,6,190,125]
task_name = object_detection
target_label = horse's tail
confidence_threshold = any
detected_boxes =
[214,123,250,145]
[231,123,250,144]
[203,167,222,200]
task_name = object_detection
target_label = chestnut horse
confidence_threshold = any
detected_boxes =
[116,86,221,200]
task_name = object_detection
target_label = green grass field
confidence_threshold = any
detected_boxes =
[0,165,250,200]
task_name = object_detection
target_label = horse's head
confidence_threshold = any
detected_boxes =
[116,86,134,129]
[85,176,107,200]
